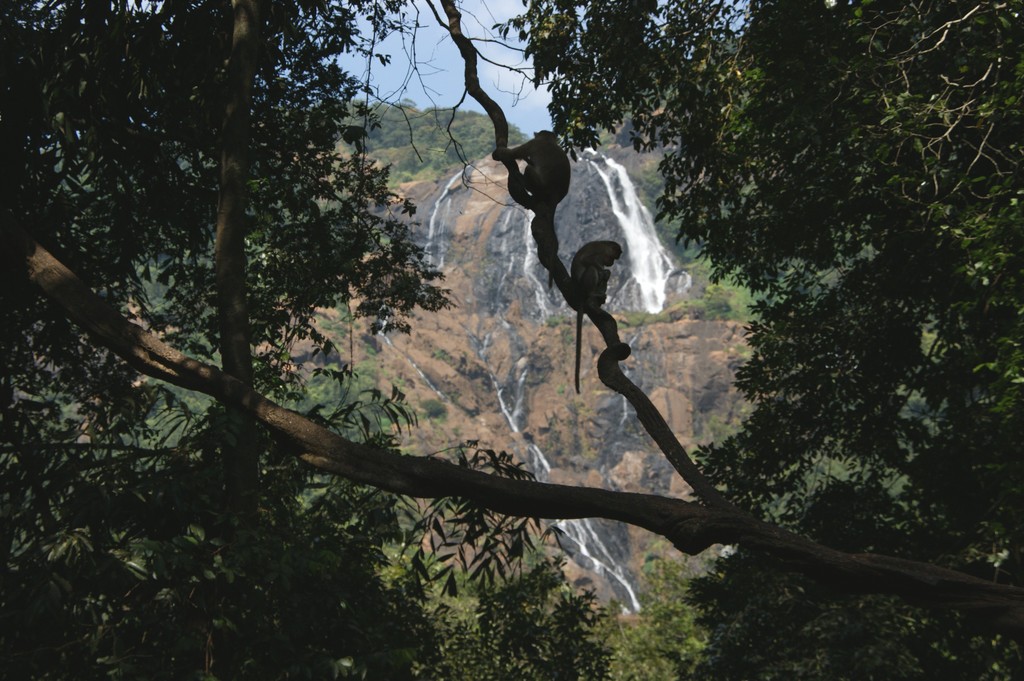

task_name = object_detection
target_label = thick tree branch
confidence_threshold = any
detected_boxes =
[5,216,1024,637]
[425,0,511,147]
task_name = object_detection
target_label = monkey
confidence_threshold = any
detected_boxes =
[493,131,572,288]
[571,240,623,393]
[492,131,571,210]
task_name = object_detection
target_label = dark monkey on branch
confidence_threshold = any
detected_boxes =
[571,240,623,393]
[492,130,571,210]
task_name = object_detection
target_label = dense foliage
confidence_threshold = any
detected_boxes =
[604,558,706,681]
[0,1,608,678]
[512,0,1024,676]
[8,0,1024,677]
[428,561,610,680]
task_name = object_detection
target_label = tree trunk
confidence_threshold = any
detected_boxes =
[214,0,261,522]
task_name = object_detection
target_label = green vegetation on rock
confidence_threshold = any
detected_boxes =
[366,103,526,184]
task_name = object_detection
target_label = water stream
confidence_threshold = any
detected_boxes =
[519,210,556,318]
[586,154,675,313]
[380,336,449,402]
[411,153,681,612]
[424,171,463,268]
[479,331,643,612]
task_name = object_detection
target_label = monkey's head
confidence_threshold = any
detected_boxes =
[592,242,623,267]
[603,242,623,264]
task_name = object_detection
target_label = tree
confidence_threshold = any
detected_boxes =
[1,1,616,677]
[5,4,1024,679]
[0,0,454,676]
[427,560,610,680]
[515,0,1024,673]
[605,558,706,680]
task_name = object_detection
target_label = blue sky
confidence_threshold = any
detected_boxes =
[342,0,554,135]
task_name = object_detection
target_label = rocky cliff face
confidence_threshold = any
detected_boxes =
[369,145,747,609]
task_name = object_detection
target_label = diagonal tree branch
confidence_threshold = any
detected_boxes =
[5,216,1024,637]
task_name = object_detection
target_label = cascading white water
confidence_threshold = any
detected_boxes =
[390,323,645,611]
[405,154,675,613]
[473,325,644,612]
[553,519,642,613]
[587,154,675,313]
[424,171,463,268]
[381,336,449,402]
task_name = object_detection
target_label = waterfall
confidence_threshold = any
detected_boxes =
[587,154,675,313]
[468,321,643,613]
[402,154,673,613]
[554,519,642,613]
[424,171,463,267]
[380,336,449,402]
[529,448,643,612]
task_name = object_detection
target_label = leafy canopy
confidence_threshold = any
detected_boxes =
[0,1,608,678]
[509,0,1024,675]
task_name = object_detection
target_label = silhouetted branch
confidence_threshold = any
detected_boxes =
[429,0,732,508]
[5,217,1024,635]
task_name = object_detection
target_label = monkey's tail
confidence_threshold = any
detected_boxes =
[575,311,583,394]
